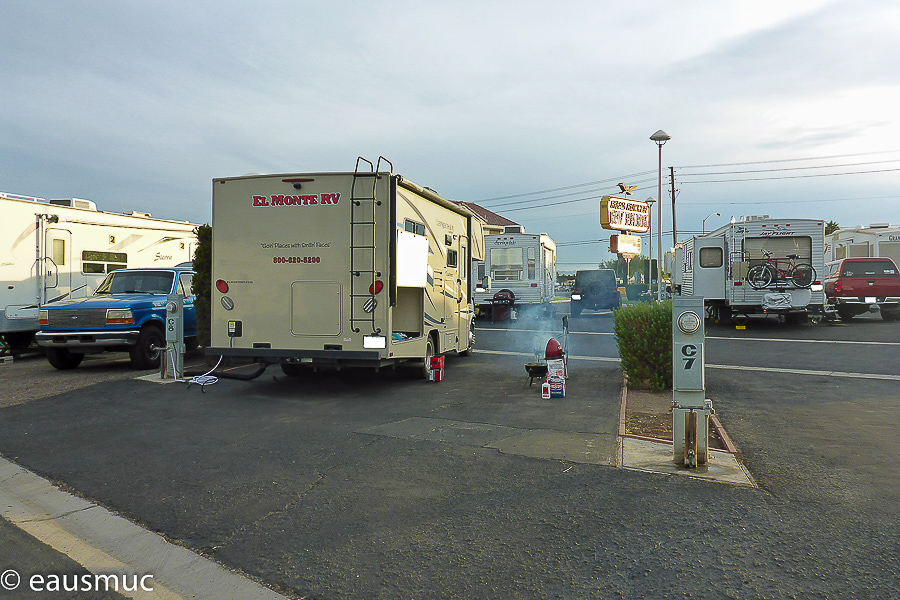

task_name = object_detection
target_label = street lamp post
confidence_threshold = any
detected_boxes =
[645,197,656,290]
[702,212,721,235]
[650,130,671,301]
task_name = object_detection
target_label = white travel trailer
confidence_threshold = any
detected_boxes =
[0,192,199,350]
[674,217,826,324]
[825,223,900,265]
[208,159,485,377]
[472,230,557,316]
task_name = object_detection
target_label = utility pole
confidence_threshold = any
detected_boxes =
[669,166,677,247]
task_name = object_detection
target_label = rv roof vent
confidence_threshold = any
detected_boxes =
[129,211,152,217]
[868,222,891,229]
[48,198,98,211]
[504,225,525,234]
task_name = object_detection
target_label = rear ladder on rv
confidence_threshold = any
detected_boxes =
[349,156,392,335]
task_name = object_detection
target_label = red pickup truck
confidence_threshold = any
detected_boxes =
[823,257,900,321]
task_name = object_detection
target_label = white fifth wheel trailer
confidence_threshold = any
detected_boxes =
[0,192,199,350]
[674,217,826,324]
[208,158,485,377]
[472,230,557,317]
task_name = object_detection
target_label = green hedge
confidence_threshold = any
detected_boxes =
[192,224,212,348]
[613,300,672,391]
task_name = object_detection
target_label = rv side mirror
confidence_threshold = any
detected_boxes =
[481,276,491,291]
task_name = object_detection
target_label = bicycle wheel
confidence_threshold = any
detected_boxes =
[790,263,815,288]
[746,265,773,289]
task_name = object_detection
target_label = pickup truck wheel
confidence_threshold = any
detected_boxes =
[46,348,84,370]
[130,326,164,370]
[837,307,856,322]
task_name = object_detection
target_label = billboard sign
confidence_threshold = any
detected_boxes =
[600,196,651,233]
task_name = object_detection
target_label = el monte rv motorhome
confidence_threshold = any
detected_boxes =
[1,192,199,350]
[673,217,826,324]
[472,230,557,317]
[208,160,485,376]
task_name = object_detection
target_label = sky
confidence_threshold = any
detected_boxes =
[3,0,900,272]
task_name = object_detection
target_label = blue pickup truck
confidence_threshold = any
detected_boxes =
[35,266,198,370]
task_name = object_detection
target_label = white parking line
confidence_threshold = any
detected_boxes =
[473,350,900,380]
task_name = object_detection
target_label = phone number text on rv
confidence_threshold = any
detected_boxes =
[272,256,321,264]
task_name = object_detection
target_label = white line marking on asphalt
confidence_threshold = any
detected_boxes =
[474,351,900,380]
[479,327,900,346]
[473,349,619,362]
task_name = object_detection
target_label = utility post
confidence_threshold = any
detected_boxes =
[670,166,677,247]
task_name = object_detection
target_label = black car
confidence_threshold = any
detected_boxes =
[570,269,620,316]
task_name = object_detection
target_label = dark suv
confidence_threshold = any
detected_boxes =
[823,257,900,321]
[570,269,620,317]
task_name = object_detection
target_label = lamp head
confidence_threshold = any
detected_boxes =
[650,129,671,144]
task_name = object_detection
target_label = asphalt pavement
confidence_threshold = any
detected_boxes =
[0,312,897,599]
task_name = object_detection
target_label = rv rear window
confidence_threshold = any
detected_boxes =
[743,236,812,267]
[699,247,723,268]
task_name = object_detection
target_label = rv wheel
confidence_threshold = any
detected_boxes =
[419,336,435,379]
[458,322,475,357]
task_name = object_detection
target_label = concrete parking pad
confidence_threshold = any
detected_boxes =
[620,437,756,487]
[361,417,617,466]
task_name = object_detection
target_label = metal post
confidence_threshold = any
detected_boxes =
[670,166,677,247]
[657,145,663,301]
[650,130,670,301]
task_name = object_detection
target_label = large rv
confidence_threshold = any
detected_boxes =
[1,192,199,350]
[825,223,900,265]
[673,217,826,324]
[472,230,557,317]
[208,159,485,377]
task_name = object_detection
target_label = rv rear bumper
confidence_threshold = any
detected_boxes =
[207,347,384,363]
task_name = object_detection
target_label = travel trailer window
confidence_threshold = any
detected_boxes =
[404,219,425,236]
[527,247,536,279]
[699,247,723,268]
[491,247,524,281]
[51,239,66,266]
[447,249,458,268]
[743,236,812,267]
[82,250,128,274]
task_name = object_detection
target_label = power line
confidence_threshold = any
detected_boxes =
[683,166,900,184]
[471,170,657,204]
[675,149,900,169]
[678,159,900,177]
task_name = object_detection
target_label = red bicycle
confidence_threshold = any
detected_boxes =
[746,249,815,289]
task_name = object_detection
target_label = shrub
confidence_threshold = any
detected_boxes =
[192,224,212,347]
[613,300,672,391]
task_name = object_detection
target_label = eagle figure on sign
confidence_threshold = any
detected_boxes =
[617,183,638,196]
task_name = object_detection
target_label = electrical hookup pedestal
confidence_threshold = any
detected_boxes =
[672,296,714,468]
[160,294,185,381]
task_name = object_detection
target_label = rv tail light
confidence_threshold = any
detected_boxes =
[369,280,384,294]
[216,280,229,293]
[734,281,742,286]
[39,309,49,326]
[531,283,538,287]
[107,308,134,325]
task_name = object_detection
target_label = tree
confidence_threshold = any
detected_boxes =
[825,220,840,235]
[191,224,212,347]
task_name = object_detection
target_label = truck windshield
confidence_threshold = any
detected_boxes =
[94,271,175,295]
